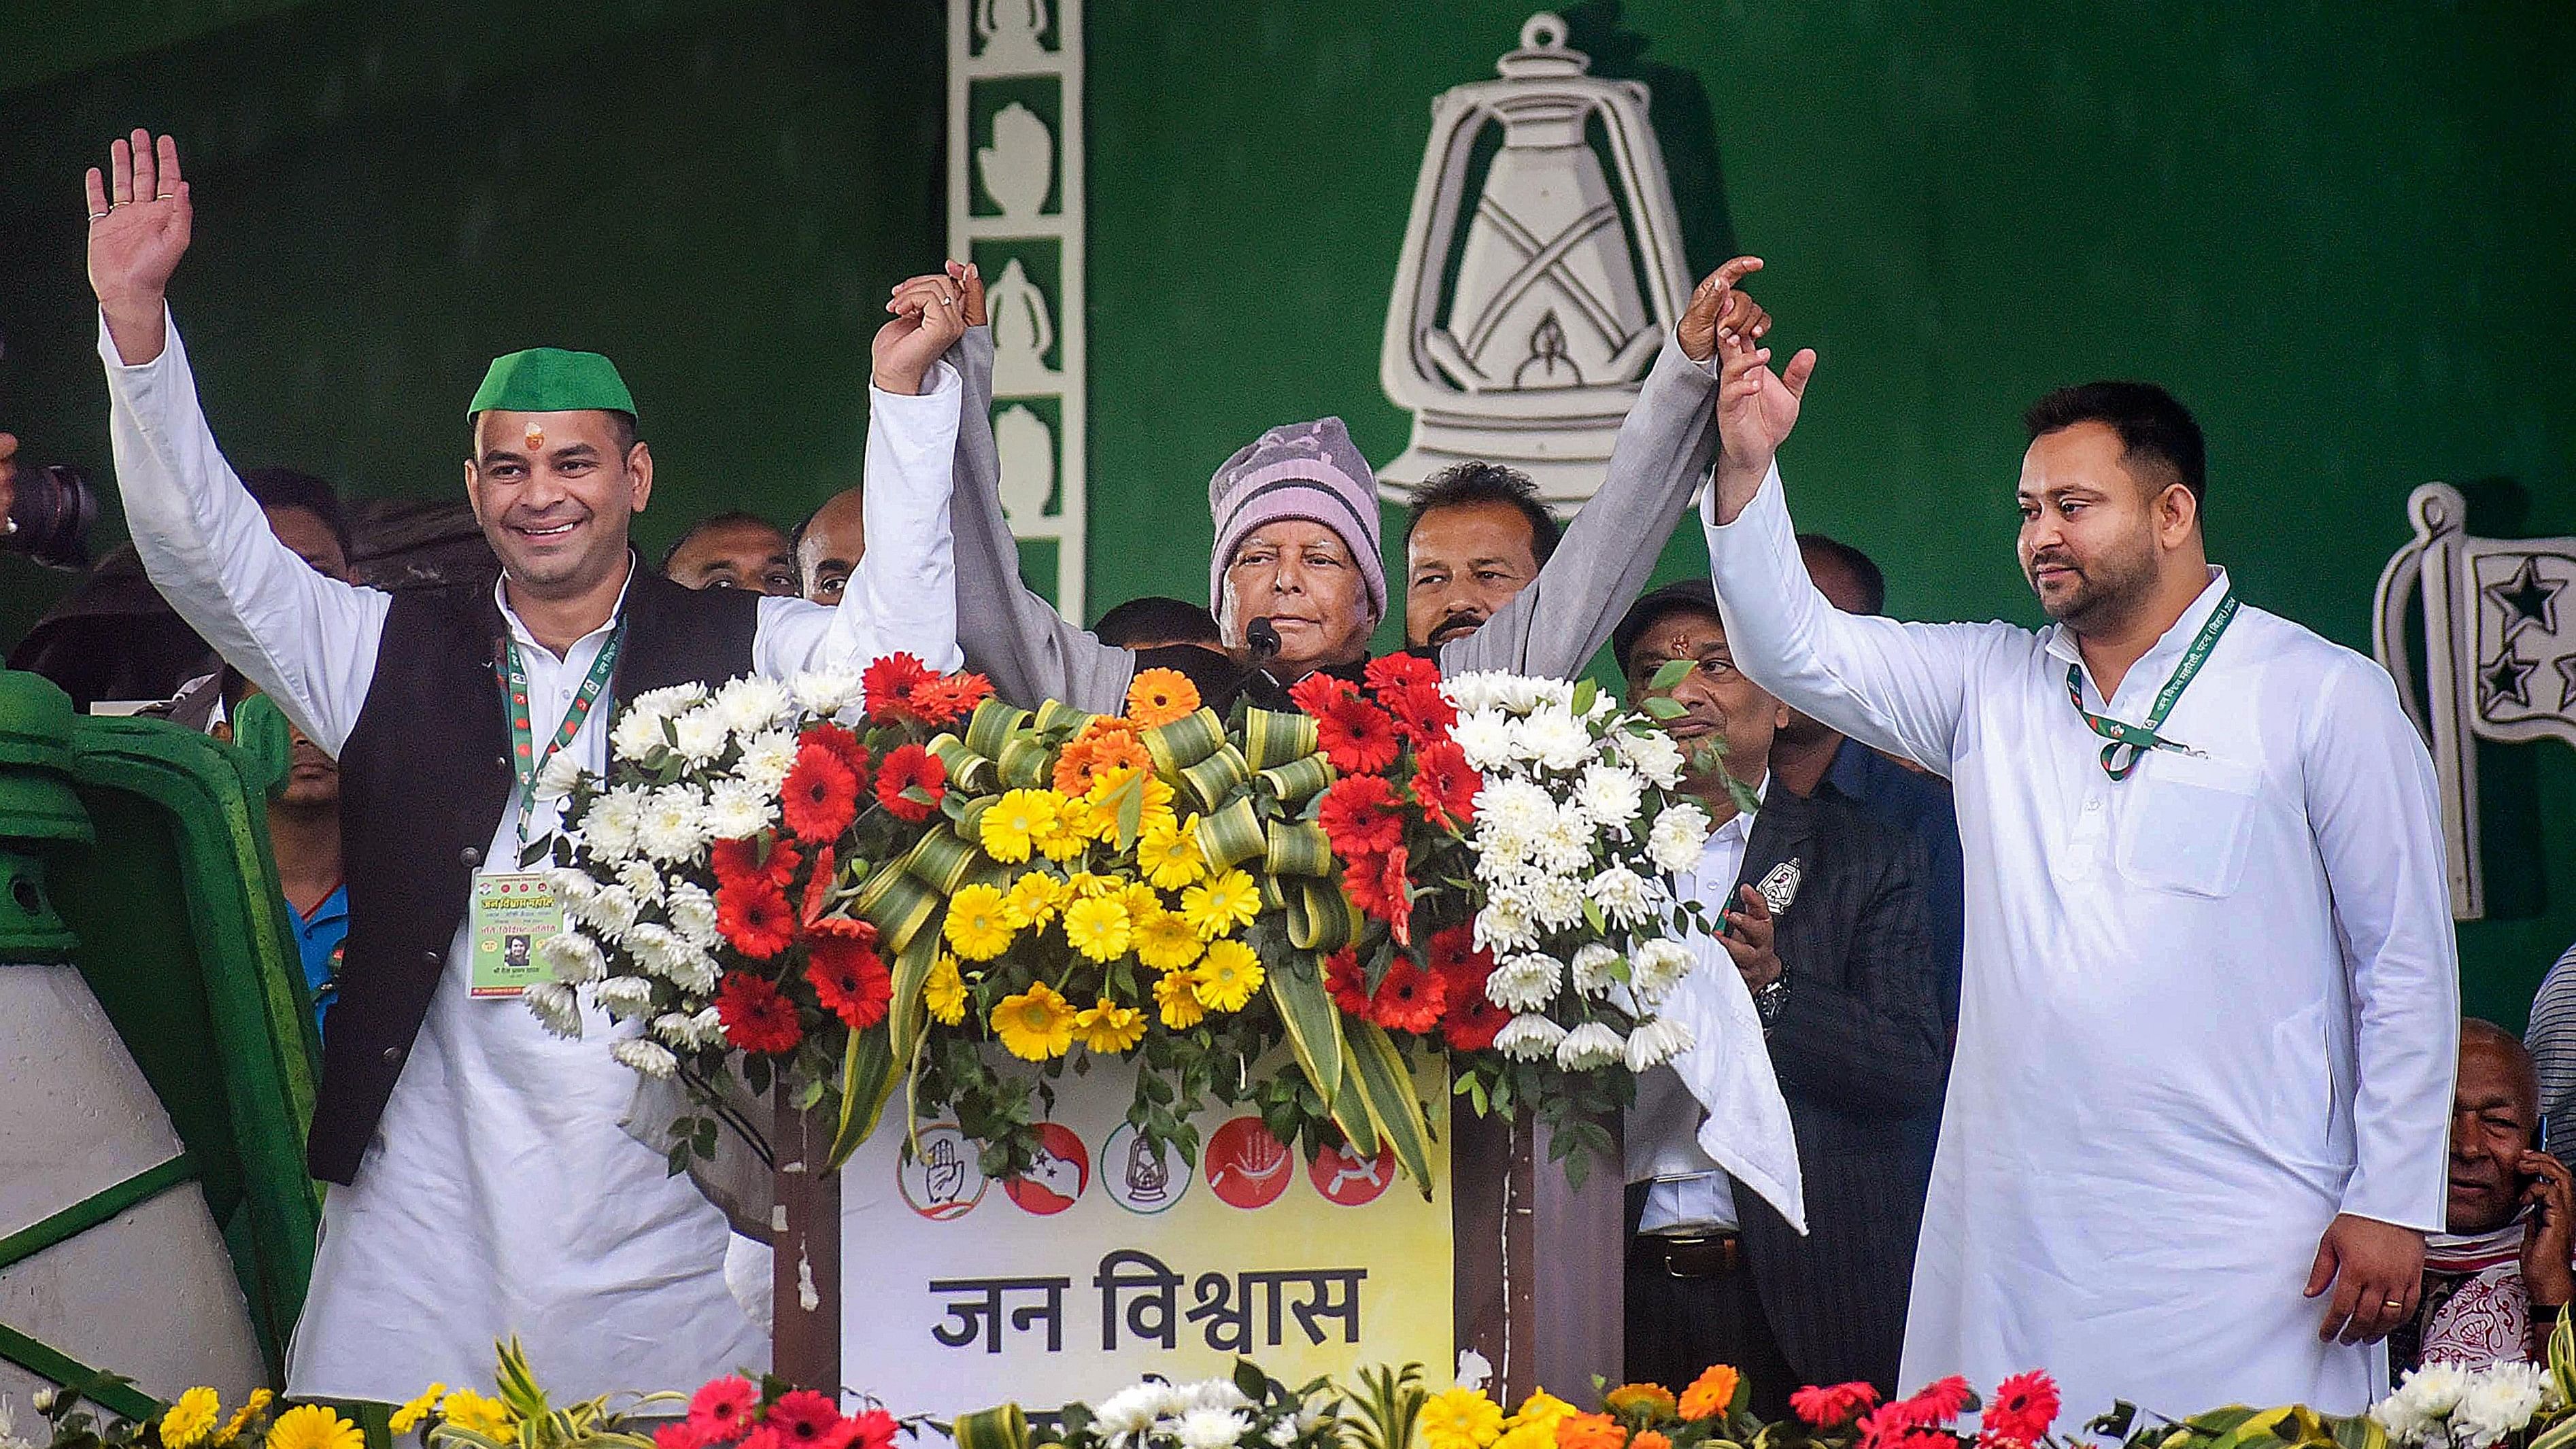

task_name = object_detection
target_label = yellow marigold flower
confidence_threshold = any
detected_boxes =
[1603,1384,1677,1420]
[214,1390,273,1448]
[1134,908,1205,972]
[1062,895,1134,963]
[1196,939,1265,1011]
[267,1405,368,1449]
[1138,815,1207,889]
[1419,1388,1503,1449]
[943,882,1016,961]
[388,1384,446,1437]
[1003,871,1067,929]
[1677,1365,1740,1421]
[1154,968,1208,1028]
[162,1387,222,1449]
[924,953,968,1025]
[992,981,1077,1060]
[1125,666,1202,727]
[1073,996,1147,1053]
[1181,868,1261,939]
[978,787,1060,864]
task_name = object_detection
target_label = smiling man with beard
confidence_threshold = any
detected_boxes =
[1696,307,2458,1414]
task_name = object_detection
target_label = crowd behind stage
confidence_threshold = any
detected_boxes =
[3,126,2568,1418]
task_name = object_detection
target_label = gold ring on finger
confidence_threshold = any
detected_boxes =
[2382,1299,2404,1310]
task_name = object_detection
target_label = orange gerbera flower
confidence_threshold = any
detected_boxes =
[1677,1365,1740,1421]
[1553,1412,1624,1449]
[1124,667,1201,728]
[1053,718,1153,795]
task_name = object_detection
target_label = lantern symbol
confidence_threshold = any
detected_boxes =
[1378,12,1694,509]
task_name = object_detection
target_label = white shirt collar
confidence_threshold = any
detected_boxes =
[2042,565,2232,683]
[1708,770,1769,845]
[494,554,639,656]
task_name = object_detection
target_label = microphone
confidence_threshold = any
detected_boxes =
[1247,617,1282,662]
[1232,618,1287,709]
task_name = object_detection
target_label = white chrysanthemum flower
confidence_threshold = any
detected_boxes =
[1484,953,1561,1012]
[539,930,606,985]
[651,1011,701,1049]
[636,785,711,864]
[610,708,669,764]
[1610,726,1687,789]
[622,920,688,974]
[2449,1364,2554,1449]
[1525,872,1586,930]
[1440,672,1505,714]
[1573,762,1644,830]
[2376,1363,2473,1447]
[789,667,864,719]
[671,705,731,765]
[736,728,800,796]
[1587,864,1656,927]
[1531,804,1596,879]
[615,856,666,905]
[1511,708,1595,772]
[689,1004,725,1044]
[631,682,707,720]
[1624,1015,1695,1070]
[1628,938,1693,1003]
[609,1036,678,1080]
[1648,802,1713,874]
[586,787,648,862]
[577,883,643,940]
[666,881,722,949]
[1472,895,1539,954]
[1182,1381,1251,1413]
[1473,776,1553,851]
[1091,1383,1181,1442]
[714,675,793,738]
[1264,1420,1298,1448]
[524,980,583,1039]
[1494,1013,1566,1061]
[1449,707,1519,772]
[595,974,656,1020]
[532,747,588,803]
[705,778,773,841]
[1568,942,1623,998]
[1172,1409,1249,1449]
[545,867,600,911]
[1554,1020,1625,1070]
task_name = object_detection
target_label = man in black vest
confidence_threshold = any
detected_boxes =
[84,130,969,1401]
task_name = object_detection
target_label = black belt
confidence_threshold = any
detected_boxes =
[1628,1231,1746,1278]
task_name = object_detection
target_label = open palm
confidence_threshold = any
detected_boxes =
[1715,335,1817,475]
[85,131,193,308]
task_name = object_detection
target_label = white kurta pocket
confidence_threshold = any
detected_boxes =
[2115,752,2263,898]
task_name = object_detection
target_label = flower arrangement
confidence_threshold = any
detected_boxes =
[1051,1362,1341,1449]
[6,1382,354,1449]
[2375,1359,2565,1449]
[1291,662,1715,1182]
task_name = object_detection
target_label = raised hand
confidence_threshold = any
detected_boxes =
[1677,256,1770,363]
[1705,322,1818,528]
[85,131,194,365]
[944,259,987,328]
[2522,1150,2575,1317]
[874,269,968,396]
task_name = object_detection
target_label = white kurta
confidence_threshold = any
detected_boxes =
[102,311,964,1403]
[1702,468,2457,1416]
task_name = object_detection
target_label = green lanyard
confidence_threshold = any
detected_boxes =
[2064,592,2238,781]
[494,626,624,850]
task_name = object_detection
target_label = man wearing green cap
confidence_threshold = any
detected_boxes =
[82,130,970,1401]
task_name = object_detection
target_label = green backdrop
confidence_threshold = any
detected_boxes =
[0,0,2569,1021]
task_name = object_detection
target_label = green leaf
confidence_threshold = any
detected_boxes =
[1649,658,1693,691]
[1571,678,1597,715]
[1265,951,1348,1141]
[824,1022,900,1170]
[1640,696,1687,719]
[1343,1021,1435,1195]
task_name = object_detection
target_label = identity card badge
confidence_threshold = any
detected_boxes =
[469,870,563,998]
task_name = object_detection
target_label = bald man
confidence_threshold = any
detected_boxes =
[662,511,795,594]
[794,487,865,604]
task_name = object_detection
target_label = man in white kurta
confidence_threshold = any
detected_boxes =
[85,131,968,1401]
[1694,330,2456,1416]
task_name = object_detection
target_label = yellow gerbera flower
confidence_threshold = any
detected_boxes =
[1133,908,1205,972]
[1119,881,1166,924]
[1603,1384,1678,1420]
[943,881,1016,960]
[1073,996,1147,1053]
[992,980,1077,1060]
[388,1384,446,1437]
[267,1405,367,1449]
[1506,1392,1577,1435]
[1137,815,1207,889]
[213,1390,273,1447]
[1181,869,1260,939]
[1419,1388,1504,1449]
[923,953,968,1025]
[978,787,1060,864]
[1002,871,1067,929]
[1066,870,1117,898]
[1034,813,1089,862]
[1154,968,1208,1029]
[1195,939,1266,1011]
[1061,895,1134,963]
[161,1387,221,1449]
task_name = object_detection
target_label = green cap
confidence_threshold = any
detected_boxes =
[467,347,638,422]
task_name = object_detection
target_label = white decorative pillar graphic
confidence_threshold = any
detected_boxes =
[950,0,1088,621]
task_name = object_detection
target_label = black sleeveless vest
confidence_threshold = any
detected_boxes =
[313,564,758,1183]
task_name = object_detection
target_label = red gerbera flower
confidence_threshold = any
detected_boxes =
[781,740,860,845]
[1313,692,1401,774]
[1385,681,1458,743]
[739,1429,784,1449]
[1363,653,1442,694]
[1440,987,1509,1052]
[714,971,802,1054]
[1325,948,1372,1017]
[874,742,946,822]
[807,933,892,1030]
[713,835,800,891]
[1410,739,1480,829]
[1980,1372,2058,1446]
[766,1391,848,1449]
[1860,1376,1976,1449]
[800,721,870,781]
[1790,1383,1881,1430]
[685,1376,759,1443]
[841,1410,897,1449]
[1317,774,1405,855]
[715,874,796,959]
[807,914,879,943]
[1376,846,1414,945]
[1906,1377,1974,1425]
[799,844,838,926]
[1365,955,1446,1034]
[1340,849,1400,923]
[913,672,994,726]
[862,653,938,722]
[656,1422,705,1449]
[1288,671,1359,716]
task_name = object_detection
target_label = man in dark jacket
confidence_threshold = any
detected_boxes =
[1614,579,1946,1411]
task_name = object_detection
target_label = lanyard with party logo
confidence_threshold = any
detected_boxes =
[471,628,621,998]
[2064,592,2238,781]
[492,626,623,852]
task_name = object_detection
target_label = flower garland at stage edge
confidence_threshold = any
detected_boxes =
[530,649,1713,1188]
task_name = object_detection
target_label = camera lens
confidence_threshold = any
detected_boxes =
[5,462,99,570]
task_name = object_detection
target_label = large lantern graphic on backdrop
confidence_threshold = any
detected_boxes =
[1378,12,1693,509]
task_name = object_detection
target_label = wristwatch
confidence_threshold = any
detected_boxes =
[1752,974,1789,1027]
